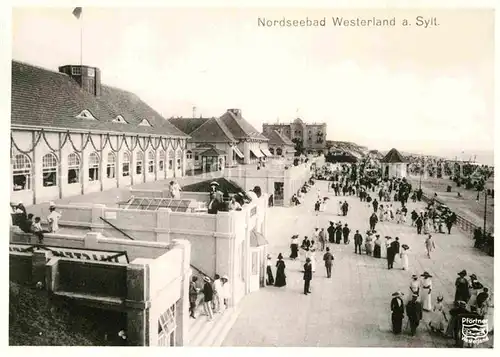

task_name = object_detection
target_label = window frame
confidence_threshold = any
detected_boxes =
[12,153,32,191]
[67,152,80,184]
[42,153,58,187]
[158,150,165,171]
[88,152,100,182]
[147,151,155,173]
[136,152,144,175]
[122,152,130,177]
[107,152,116,179]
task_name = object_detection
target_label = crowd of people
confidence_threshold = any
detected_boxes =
[189,274,232,322]
[10,201,62,244]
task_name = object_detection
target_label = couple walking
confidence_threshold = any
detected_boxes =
[303,247,335,295]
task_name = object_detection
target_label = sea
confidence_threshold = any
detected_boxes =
[408,149,494,167]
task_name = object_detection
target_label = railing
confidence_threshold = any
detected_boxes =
[99,217,135,241]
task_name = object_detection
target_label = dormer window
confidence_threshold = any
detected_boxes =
[76,109,96,120]
[139,119,152,127]
[71,66,82,76]
[113,115,127,124]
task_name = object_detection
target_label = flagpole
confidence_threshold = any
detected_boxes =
[80,11,83,66]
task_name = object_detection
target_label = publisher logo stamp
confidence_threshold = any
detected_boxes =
[461,317,489,344]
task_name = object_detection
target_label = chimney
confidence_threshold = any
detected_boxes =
[227,108,241,118]
[59,65,101,97]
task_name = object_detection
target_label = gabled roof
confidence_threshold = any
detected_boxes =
[168,117,209,135]
[219,110,268,141]
[11,61,188,138]
[265,130,294,146]
[188,117,237,143]
[200,147,227,156]
[381,148,406,163]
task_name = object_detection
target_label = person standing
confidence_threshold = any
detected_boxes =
[408,274,420,302]
[390,292,405,334]
[400,245,409,270]
[406,294,423,336]
[373,235,382,258]
[365,232,374,256]
[327,221,335,244]
[274,253,287,287]
[454,270,470,304]
[420,272,433,311]
[47,203,62,233]
[425,234,436,258]
[354,230,363,254]
[318,228,326,251]
[202,276,214,321]
[266,254,274,286]
[289,235,299,260]
[212,274,223,313]
[387,237,400,269]
[416,215,423,234]
[372,198,379,212]
[335,224,343,244]
[189,276,200,319]
[369,212,378,231]
[323,247,334,278]
[342,224,351,244]
[303,257,313,295]
[429,296,448,335]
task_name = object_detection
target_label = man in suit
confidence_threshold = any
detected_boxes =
[406,294,423,336]
[303,257,313,295]
[323,247,334,278]
[388,237,400,269]
[369,212,378,231]
[335,223,343,244]
[390,292,405,334]
[342,223,351,244]
[327,221,335,243]
[354,230,363,254]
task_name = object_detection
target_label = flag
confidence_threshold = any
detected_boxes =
[72,7,82,19]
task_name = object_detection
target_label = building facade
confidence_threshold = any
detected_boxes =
[263,130,295,159]
[169,109,271,169]
[10,61,189,206]
[262,118,327,154]
[380,148,408,178]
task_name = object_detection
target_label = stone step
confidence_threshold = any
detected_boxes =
[187,307,239,347]
[209,307,241,347]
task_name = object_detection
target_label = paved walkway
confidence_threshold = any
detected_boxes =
[223,180,494,347]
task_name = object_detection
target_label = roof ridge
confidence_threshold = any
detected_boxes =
[12,60,70,77]
[214,117,237,142]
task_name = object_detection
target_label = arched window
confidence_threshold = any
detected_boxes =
[158,150,165,171]
[88,152,100,181]
[136,152,144,175]
[147,151,155,173]
[67,153,80,184]
[42,153,58,187]
[168,150,174,170]
[12,154,32,191]
[176,150,182,170]
[122,152,130,177]
[269,147,275,155]
[107,152,116,179]
[186,150,193,160]
[276,148,283,156]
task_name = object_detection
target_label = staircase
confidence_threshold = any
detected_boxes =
[186,306,241,347]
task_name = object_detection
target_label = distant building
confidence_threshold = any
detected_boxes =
[169,109,269,170]
[263,130,295,158]
[262,118,327,154]
[10,61,189,206]
[380,148,408,178]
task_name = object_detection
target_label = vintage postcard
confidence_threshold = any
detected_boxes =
[4,0,496,350]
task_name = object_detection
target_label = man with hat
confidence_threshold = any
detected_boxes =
[353,230,363,254]
[303,257,313,295]
[335,222,343,244]
[447,300,470,346]
[454,270,470,304]
[327,221,335,244]
[390,292,405,334]
[406,293,423,336]
[323,247,334,278]
[318,228,326,251]
[47,202,62,233]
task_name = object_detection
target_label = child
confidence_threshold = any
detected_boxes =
[31,217,48,244]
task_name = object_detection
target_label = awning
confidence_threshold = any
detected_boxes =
[233,146,244,159]
[261,148,273,157]
[250,229,268,247]
[250,149,263,158]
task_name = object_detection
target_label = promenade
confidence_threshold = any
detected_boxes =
[223,180,494,347]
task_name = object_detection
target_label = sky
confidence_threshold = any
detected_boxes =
[11,7,495,156]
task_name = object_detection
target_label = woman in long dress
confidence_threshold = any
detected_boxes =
[289,235,299,260]
[337,201,343,215]
[400,246,409,270]
[429,296,448,334]
[266,254,274,285]
[468,279,483,308]
[454,270,470,303]
[373,235,382,258]
[365,232,373,256]
[423,218,430,235]
[274,253,286,287]
[381,236,390,259]
[379,205,385,221]
[309,242,317,272]
[420,272,433,311]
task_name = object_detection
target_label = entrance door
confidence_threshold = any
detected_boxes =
[249,250,260,292]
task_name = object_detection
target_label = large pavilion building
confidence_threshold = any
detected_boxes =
[169,109,270,170]
[10,61,189,206]
[380,148,408,178]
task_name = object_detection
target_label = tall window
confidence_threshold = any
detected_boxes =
[186,150,193,160]
[168,150,174,170]
[136,152,143,175]
[107,152,116,179]
[176,150,182,170]
[67,153,80,184]
[147,151,155,173]
[42,153,58,187]
[122,152,130,177]
[88,152,100,181]
[158,150,165,171]
[12,154,32,191]
[158,304,176,347]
